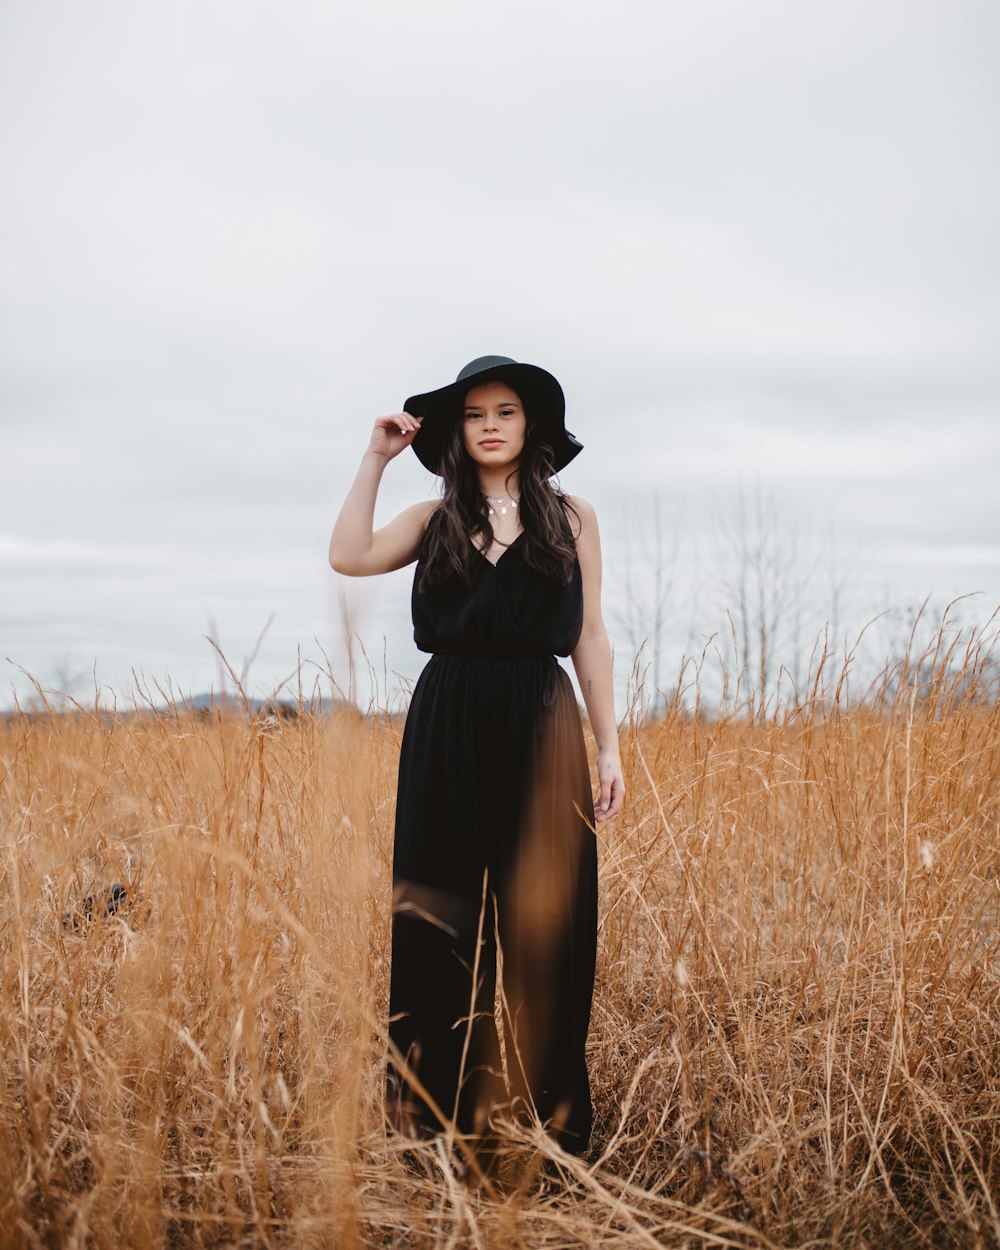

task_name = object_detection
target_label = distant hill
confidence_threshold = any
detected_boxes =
[0,690,354,721]
[157,691,345,717]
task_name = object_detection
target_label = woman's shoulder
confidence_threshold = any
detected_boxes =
[560,492,597,541]
[419,499,443,533]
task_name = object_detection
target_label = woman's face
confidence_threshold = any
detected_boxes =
[461,380,527,473]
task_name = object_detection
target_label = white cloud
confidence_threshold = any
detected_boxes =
[1,0,998,708]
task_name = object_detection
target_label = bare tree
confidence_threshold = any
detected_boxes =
[607,480,856,719]
[710,480,853,714]
[863,594,1000,711]
[47,652,93,711]
[607,489,681,719]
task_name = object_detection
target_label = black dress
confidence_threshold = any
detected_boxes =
[386,519,599,1156]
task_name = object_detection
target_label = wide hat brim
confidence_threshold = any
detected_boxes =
[404,356,584,476]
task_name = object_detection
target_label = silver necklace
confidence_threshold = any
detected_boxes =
[483,491,519,517]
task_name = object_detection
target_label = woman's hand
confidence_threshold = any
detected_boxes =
[368,413,423,463]
[595,748,625,822]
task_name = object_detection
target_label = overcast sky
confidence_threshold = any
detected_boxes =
[1,0,997,714]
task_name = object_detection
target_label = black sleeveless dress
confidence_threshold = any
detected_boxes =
[386,519,599,1156]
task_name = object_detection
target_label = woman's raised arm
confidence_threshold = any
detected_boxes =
[328,413,435,577]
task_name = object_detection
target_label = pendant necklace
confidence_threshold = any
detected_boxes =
[483,492,519,517]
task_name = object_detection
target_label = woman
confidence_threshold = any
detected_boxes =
[328,355,624,1162]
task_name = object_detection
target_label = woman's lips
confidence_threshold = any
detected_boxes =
[480,439,504,447]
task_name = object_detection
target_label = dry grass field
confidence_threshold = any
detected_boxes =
[2,619,999,1249]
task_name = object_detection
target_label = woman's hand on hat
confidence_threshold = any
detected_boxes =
[369,413,423,463]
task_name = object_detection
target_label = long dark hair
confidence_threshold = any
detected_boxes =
[415,387,581,594]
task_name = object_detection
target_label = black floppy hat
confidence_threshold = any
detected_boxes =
[404,355,584,476]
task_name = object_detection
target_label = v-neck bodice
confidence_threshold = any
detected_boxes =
[412,523,583,658]
[470,530,525,568]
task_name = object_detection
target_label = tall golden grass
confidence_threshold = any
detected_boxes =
[1,611,998,1248]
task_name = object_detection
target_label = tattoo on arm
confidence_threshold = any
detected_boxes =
[587,679,593,696]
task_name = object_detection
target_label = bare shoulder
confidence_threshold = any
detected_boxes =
[331,496,443,577]
[392,497,440,541]
[562,493,598,542]
[418,498,442,532]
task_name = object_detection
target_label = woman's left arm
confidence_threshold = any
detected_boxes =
[568,496,626,823]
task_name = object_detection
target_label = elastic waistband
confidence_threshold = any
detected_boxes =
[425,650,563,709]
[429,648,557,661]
